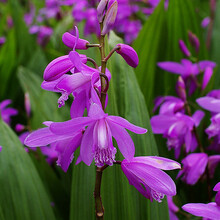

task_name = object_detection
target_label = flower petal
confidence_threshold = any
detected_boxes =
[182,202,220,219]
[197,97,220,113]
[80,123,96,166]
[24,127,71,147]
[131,156,181,170]
[157,62,185,74]
[107,116,147,134]
[50,117,94,135]
[108,121,135,160]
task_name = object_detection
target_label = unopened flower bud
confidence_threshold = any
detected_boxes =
[62,32,89,50]
[97,0,108,23]
[43,55,74,81]
[116,44,139,68]
[102,0,118,35]
[15,124,25,132]
[179,40,191,57]
[188,31,200,54]
[25,92,31,117]
[201,17,210,28]
[176,76,186,101]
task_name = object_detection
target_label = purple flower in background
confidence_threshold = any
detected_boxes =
[201,17,210,28]
[121,156,180,202]
[151,111,204,158]
[182,182,220,219]
[25,121,83,172]
[179,40,191,57]
[208,155,220,178]
[158,59,216,94]
[0,37,6,46]
[0,100,18,125]
[49,103,147,167]
[177,153,208,185]
[40,144,59,165]
[153,96,185,115]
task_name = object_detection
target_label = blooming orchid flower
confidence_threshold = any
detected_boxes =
[121,156,180,202]
[49,103,147,167]
[0,99,18,125]
[151,111,204,158]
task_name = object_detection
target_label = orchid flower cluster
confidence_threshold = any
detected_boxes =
[24,0,180,218]
[151,32,220,219]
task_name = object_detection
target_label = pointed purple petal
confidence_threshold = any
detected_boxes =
[157,62,185,74]
[108,121,135,160]
[57,132,82,172]
[50,117,94,135]
[24,127,71,147]
[132,156,181,170]
[70,91,86,118]
[56,73,91,93]
[107,116,147,134]
[202,66,213,90]
[198,60,216,71]
[192,110,204,127]
[197,97,220,113]
[182,203,220,219]
[80,123,96,166]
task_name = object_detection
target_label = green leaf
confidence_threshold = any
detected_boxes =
[0,120,56,220]
[133,1,166,109]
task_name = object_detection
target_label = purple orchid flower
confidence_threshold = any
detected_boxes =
[177,153,208,185]
[0,100,18,125]
[24,121,83,172]
[121,156,180,202]
[49,103,147,167]
[153,96,185,115]
[158,59,216,94]
[182,182,220,219]
[151,111,204,158]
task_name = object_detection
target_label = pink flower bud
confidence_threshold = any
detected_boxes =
[116,44,139,68]
[176,76,186,101]
[15,124,25,132]
[25,92,31,117]
[62,32,89,50]
[179,40,191,57]
[188,31,200,54]
[102,0,118,35]
[43,55,74,81]
[97,0,108,23]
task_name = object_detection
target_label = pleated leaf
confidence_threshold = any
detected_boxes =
[0,120,56,220]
